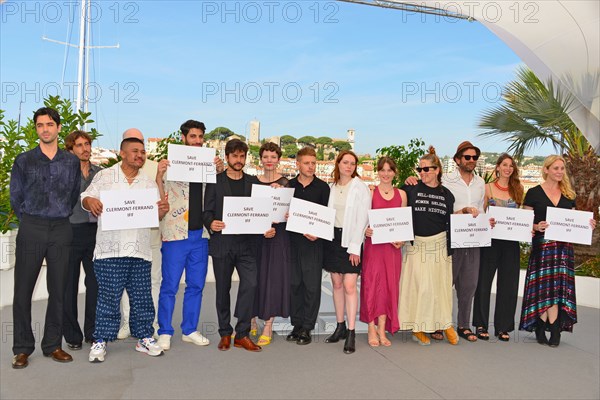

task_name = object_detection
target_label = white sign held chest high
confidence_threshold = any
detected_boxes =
[251,184,295,223]
[100,188,159,231]
[545,207,593,245]
[368,207,414,245]
[221,197,273,235]
[286,197,335,241]
[488,206,534,243]
[450,213,492,248]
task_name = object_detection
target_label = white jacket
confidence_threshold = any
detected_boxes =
[327,176,371,255]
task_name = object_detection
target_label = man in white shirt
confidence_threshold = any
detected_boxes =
[442,141,485,342]
[117,128,162,340]
[82,137,169,362]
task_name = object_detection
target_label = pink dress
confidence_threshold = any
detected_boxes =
[359,187,402,333]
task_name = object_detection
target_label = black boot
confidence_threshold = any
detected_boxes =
[325,322,348,343]
[534,317,548,345]
[343,330,356,354]
[548,319,561,347]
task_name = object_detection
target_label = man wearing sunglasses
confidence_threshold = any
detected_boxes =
[442,141,485,343]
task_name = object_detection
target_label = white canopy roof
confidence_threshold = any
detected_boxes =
[391,0,600,152]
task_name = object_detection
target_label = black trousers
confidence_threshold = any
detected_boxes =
[290,235,324,331]
[472,239,521,334]
[13,215,72,355]
[63,223,98,344]
[212,240,258,338]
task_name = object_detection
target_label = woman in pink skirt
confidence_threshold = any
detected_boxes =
[360,157,407,346]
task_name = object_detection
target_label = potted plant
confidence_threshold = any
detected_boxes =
[0,96,100,270]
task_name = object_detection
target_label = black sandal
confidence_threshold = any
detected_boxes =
[497,332,510,342]
[429,330,444,341]
[476,327,490,341]
[457,327,478,342]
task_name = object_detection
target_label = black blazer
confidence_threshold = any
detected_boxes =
[203,171,260,258]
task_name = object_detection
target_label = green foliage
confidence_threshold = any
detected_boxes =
[0,96,101,233]
[206,127,236,141]
[576,255,600,278]
[315,136,332,146]
[280,135,296,147]
[297,136,317,147]
[283,144,299,158]
[478,66,589,161]
[332,140,352,152]
[153,131,182,161]
[249,144,260,162]
[376,138,426,187]
[328,152,336,161]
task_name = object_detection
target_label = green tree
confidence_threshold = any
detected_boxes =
[376,138,426,187]
[332,140,352,152]
[280,135,296,147]
[297,136,317,147]
[0,96,101,233]
[206,127,236,141]
[315,136,332,146]
[283,144,299,158]
[478,66,599,257]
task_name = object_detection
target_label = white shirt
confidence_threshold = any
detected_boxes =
[442,170,485,213]
[327,177,371,255]
[81,163,159,261]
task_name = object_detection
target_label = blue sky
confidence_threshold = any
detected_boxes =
[1,0,554,157]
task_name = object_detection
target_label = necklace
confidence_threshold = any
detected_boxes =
[494,181,509,191]
[380,186,392,195]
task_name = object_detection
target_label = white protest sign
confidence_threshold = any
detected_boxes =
[488,206,534,243]
[368,207,414,244]
[251,184,295,223]
[450,213,492,248]
[166,143,217,183]
[545,207,593,245]
[286,197,335,241]
[221,196,272,235]
[100,188,159,231]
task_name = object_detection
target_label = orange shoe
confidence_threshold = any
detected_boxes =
[444,327,459,345]
[412,332,431,346]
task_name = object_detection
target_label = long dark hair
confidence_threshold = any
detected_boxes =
[494,153,524,205]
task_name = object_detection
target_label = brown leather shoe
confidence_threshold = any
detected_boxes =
[44,348,73,363]
[217,335,231,351]
[12,353,29,369]
[233,336,262,352]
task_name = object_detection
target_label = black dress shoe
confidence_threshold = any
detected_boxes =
[325,322,348,343]
[296,329,312,345]
[343,330,356,354]
[286,327,301,342]
[67,342,82,350]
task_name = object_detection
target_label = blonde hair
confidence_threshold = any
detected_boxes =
[542,155,575,200]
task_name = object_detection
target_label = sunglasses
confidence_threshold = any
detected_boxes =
[462,155,479,161]
[416,166,438,173]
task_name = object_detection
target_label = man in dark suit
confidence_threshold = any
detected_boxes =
[203,139,275,352]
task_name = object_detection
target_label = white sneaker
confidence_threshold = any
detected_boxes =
[153,322,160,339]
[89,340,106,363]
[157,334,172,351]
[182,331,210,346]
[117,322,130,340]
[136,337,164,357]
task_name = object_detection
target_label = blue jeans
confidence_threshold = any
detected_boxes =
[158,231,209,336]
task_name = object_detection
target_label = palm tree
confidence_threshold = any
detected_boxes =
[479,66,599,257]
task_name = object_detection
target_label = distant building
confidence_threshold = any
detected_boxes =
[249,120,260,145]
[347,129,355,151]
[147,138,162,156]
[265,136,280,147]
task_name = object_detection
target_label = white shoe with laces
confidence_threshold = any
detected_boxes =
[182,331,210,346]
[117,322,130,340]
[89,340,107,363]
[136,337,164,356]
[157,334,172,351]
